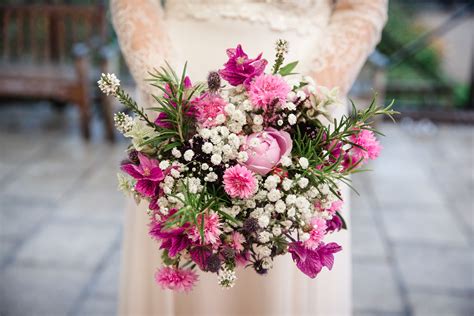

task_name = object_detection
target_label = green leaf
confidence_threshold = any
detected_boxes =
[336,211,348,230]
[278,61,298,76]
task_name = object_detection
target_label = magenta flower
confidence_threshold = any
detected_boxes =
[219,44,267,87]
[223,165,258,199]
[193,93,227,127]
[121,153,164,197]
[249,74,291,109]
[288,241,342,278]
[349,129,382,165]
[190,246,213,270]
[188,212,223,245]
[155,266,198,292]
[149,219,191,258]
[303,217,327,250]
[326,215,343,232]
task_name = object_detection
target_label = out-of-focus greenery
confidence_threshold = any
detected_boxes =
[378,2,444,82]
[378,2,469,108]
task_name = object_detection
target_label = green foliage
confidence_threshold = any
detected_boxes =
[291,98,397,198]
[278,61,299,76]
[164,181,238,244]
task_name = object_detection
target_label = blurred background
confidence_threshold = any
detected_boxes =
[0,0,472,315]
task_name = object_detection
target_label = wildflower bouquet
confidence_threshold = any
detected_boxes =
[99,40,395,292]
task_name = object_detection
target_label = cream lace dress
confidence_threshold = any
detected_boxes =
[111,1,387,315]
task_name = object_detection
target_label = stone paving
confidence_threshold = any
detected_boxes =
[0,104,473,316]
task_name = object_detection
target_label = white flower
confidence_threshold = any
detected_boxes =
[219,126,229,137]
[272,226,282,236]
[298,177,309,189]
[258,215,270,228]
[171,148,182,158]
[267,189,282,202]
[224,103,236,114]
[264,203,275,213]
[249,138,260,148]
[237,151,249,163]
[288,113,297,125]
[113,112,134,134]
[299,157,309,169]
[245,199,257,209]
[228,134,240,148]
[218,267,237,288]
[285,102,297,111]
[170,168,181,178]
[159,160,170,170]
[253,115,263,125]
[255,245,272,257]
[296,90,306,99]
[287,207,296,217]
[202,142,213,154]
[275,200,286,213]
[277,119,284,126]
[97,73,120,96]
[199,128,211,139]
[285,194,297,205]
[300,232,310,242]
[258,231,272,243]
[318,184,330,195]
[264,175,280,191]
[280,156,292,167]
[230,205,242,217]
[211,154,222,165]
[261,257,273,269]
[295,196,310,211]
[202,163,209,170]
[210,134,222,145]
[183,149,194,161]
[222,144,232,156]
[204,172,218,182]
[282,178,293,191]
[215,114,226,125]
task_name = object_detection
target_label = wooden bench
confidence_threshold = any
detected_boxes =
[0,4,115,140]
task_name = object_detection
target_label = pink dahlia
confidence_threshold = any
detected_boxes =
[188,212,222,245]
[248,74,291,110]
[223,165,258,199]
[121,153,164,197]
[155,267,198,292]
[349,129,382,164]
[219,44,267,87]
[193,93,227,127]
[304,218,327,250]
[149,219,191,257]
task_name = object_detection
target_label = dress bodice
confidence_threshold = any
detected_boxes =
[111,0,387,99]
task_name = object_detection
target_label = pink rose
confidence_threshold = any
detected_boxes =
[242,128,292,175]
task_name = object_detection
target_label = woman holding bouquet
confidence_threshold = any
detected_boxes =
[111,0,388,315]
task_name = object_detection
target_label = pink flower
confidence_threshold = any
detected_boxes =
[288,241,342,278]
[315,200,343,216]
[242,128,292,175]
[193,93,227,127]
[219,44,267,87]
[230,232,245,252]
[326,215,343,232]
[304,218,327,250]
[249,74,290,109]
[188,213,222,245]
[349,129,382,165]
[155,267,198,292]
[121,153,164,197]
[223,165,258,199]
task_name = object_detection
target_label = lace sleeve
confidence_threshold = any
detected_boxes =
[310,0,388,95]
[110,0,172,95]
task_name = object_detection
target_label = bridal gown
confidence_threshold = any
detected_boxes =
[111,1,387,315]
